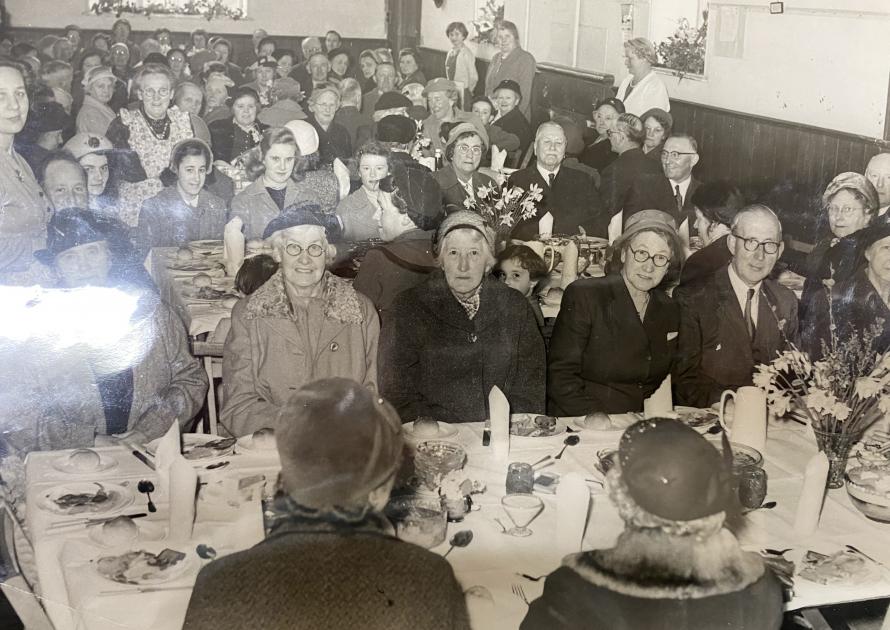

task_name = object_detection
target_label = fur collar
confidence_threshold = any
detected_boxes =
[245,270,364,325]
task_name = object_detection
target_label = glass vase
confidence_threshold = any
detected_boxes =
[813,428,863,489]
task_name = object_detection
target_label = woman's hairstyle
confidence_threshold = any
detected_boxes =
[79,48,107,72]
[398,48,420,66]
[338,78,363,107]
[132,62,174,90]
[309,85,340,106]
[690,180,745,228]
[356,140,392,172]
[445,130,482,162]
[256,36,276,53]
[166,48,186,63]
[624,37,658,65]
[273,48,295,63]
[261,126,298,156]
[471,95,494,111]
[641,108,673,138]
[358,49,380,64]
[498,20,521,44]
[328,48,352,67]
[190,29,208,45]
[153,28,171,39]
[446,22,469,39]
[496,244,549,282]
[37,150,83,185]
[230,85,259,108]
[160,139,213,187]
[213,38,232,54]
[615,113,645,145]
[111,19,132,35]
[235,254,279,295]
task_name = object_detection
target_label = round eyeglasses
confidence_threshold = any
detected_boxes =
[142,88,171,99]
[731,233,781,255]
[629,247,670,267]
[284,242,325,257]
[827,205,865,217]
[456,144,484,156]
[661,150,697,160]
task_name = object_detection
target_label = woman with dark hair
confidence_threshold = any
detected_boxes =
[358,49,380,94]
[641,107,672,161]
[328,49,353,83]
[445,22,477,109]
[483,20,537,119]
[549,210,684,415]
[135,138,227,253]
[678,180,745,287]
[167,48,189,85]
[306,85,352,165]
[580,97,625,172]
[336,141,391,240]
[208,86,268,164]
[230,127,302,239]
[397,48,426,89]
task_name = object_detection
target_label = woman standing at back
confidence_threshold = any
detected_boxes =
[483,21,536,119]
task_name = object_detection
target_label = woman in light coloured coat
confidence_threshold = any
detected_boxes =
[444,22,478,109]
[221,208,379,437]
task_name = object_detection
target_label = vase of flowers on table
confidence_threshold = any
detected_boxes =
[754,316,890,489]
[463,182,543,253]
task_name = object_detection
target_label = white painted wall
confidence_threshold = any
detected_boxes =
[420,0,890,139]
[4,0,387,38]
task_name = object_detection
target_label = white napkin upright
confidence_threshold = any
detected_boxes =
[538,212,554,239]
[607,211,623,244]
[643,374,673,418]
[488,386,510,462]
[793,451,829,537]
[560,240,579,288]
[491,146,507,171]
[555,472,590,557]
[155,421,198,542]
[223,216,245,277]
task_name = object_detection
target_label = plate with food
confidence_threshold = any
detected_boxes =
[236,428,279,453]
[52,448,118,475]
[146,434,237,460]
[510,414,567,438]
[403,418,459,443]
[799,549,875,585]
[572,412,641,432]
[40,482,133,516]
[189,240,223,253]
[88,516,166,548]
[181,285,240,303]
[674,406,719,431]
[94,547,193,585]
[853,439,890,466]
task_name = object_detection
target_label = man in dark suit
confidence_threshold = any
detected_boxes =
[508,121,607,240]
[661,133,702,249]
[600,113,674,237]
[674,205,799,408]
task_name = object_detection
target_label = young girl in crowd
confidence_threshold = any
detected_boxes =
[496,244,549,328]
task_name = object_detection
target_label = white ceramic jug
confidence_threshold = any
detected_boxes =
[719,386,767,452]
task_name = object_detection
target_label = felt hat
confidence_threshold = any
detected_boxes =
[375,91,412,112]
[276,378,403,512]
[81,65,120,88]
[257,56,277,68]
[283,120,319,156]
[618,418,732,521]
[640,107,673,134]
[594,96,625,113]
[445,120,489,151]
[262,201,335,240]
[35,208,129,265]
[384,163,445,232]
[24,101,70,134]
[613,209,682,264]
[64,133,113,160]
[376,114,416,144]
[422,77,457,96]
[493,79,521,98]
[434,210,495,256]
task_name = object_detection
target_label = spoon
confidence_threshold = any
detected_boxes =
[443,530,473,558]
[554,435,581,460]
[746,501,777,512]
[137,480,157,513]
[494,518,508,533]
[196,544,218,560]
[763,548,792,556]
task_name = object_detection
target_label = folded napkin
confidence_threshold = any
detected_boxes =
[491,146,507,171]
[223,217,245,278]
[538,212,554,239]
[555,473,590,558]
[793,451,829,537]
[489,386,510,462]
[560,240,579,288]
[155,422,197,542]
[643,374,673,418]
[607,211,623,244]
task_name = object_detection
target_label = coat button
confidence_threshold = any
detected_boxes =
[468,333,477,343]
[330,342,339,352]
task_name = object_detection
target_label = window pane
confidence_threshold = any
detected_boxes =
[527,0,576,67]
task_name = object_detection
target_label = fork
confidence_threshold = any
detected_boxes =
[511,583,529,605]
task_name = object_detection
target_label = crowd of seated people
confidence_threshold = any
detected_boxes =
[0,20,888,630]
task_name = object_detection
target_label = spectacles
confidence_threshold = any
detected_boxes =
[731,232,781,255]
[142,87,170,99]
[606,129,622,138]
[661,150,697,160]
[827,205,866,217]
[456,144,483,156]
[284,242,325,257]
[629,247,670,267]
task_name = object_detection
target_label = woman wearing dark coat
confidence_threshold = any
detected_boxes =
[380,211,545,423]
[579,97,624,173]
[549,211,683,415]
[306,85,352,166]
[678,180,744,288]
[208,87,268,165]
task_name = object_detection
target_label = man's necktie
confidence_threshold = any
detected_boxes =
[744,288,756,340]
[548,172,555,188]
[675,184,683,215]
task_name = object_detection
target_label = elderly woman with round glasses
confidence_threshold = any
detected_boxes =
[549,210,683,415]
[379,210,545,423]
[221,206,380,437]
[434,121,496,213]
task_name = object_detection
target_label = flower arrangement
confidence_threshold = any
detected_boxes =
[655,11,708,79]
[464,182,543,235]
[471,0,505,45]
[90,0,245,21]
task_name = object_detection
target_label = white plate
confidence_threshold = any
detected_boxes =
[166,259,223,272]
[236,433,279,453]
[509,414,567,438]
[146,434,237,460]
[88,520,167,547]
[51,451,118,475]
[40,482,134,517]
[675,406,719,430]
[94,547,194,585]
[571,413,641,432]
[402,421,460,443]
[180,286,239,303]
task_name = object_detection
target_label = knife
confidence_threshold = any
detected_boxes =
[482,419,491,446]
[84,513,149,527]
[131,450,156,471]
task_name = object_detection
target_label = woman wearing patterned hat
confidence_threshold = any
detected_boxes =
[522,418,783,629]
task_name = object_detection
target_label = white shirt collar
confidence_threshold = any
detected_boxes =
[727,263,761,323]
[537,164,560,184]
[670,176,692,202]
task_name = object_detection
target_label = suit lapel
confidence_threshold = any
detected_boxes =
[715,268,752,349]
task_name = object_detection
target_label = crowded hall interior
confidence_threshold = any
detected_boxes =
[0,0,890,628]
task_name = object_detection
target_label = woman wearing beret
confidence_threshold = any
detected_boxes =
[522,418,783,630]
[678,181,745,288]
[220,209,379,437]
[379,211,545,423]
[548,211,683,415]
[484,21,537,119]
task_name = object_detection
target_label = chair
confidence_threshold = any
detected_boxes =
[0,502,53,629]
[191,317,229,435]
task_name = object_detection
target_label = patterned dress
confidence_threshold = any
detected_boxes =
[116,107,193,226]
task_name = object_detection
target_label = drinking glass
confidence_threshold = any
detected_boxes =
[506,462,534,494]
[501,493,544,537]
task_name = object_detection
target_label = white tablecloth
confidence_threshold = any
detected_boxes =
[23,420,890,630]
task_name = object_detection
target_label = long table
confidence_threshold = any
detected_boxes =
[23,419,890,630]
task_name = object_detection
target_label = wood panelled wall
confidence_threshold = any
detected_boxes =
[419,47,888,241]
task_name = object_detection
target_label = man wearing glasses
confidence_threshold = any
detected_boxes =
[660,133,701,251]
[674,205,799,407]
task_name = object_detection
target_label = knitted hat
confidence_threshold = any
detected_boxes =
[283,120,319,156]
[822,171,880,213]
[618,418,732,521]
[445,121,489,151]
[262,202,328,240]
[376,114,416,144]
[276,378,403,512]
[64,133,113,160]
[433,210,496,256]
[375,91,412,112]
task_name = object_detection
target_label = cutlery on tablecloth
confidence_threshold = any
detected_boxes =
[443,530,473,558]
[84,513,148,527]
[529,455,551,468]
[554,435,580,460]
[846,544,887,569]
[493,518,508,533]
[511,583,529,605]
[46,513,149,530]
[97,585,193,596]
[517,573,546,582]
[138,480,157,513]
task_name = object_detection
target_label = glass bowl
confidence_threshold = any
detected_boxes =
[385,494,447,548]
[414,440,467,490]
[846,465,890,523]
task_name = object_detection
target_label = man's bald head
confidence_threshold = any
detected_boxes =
[866,152,890,208]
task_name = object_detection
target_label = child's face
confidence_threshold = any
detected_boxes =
[499,258,535,297]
